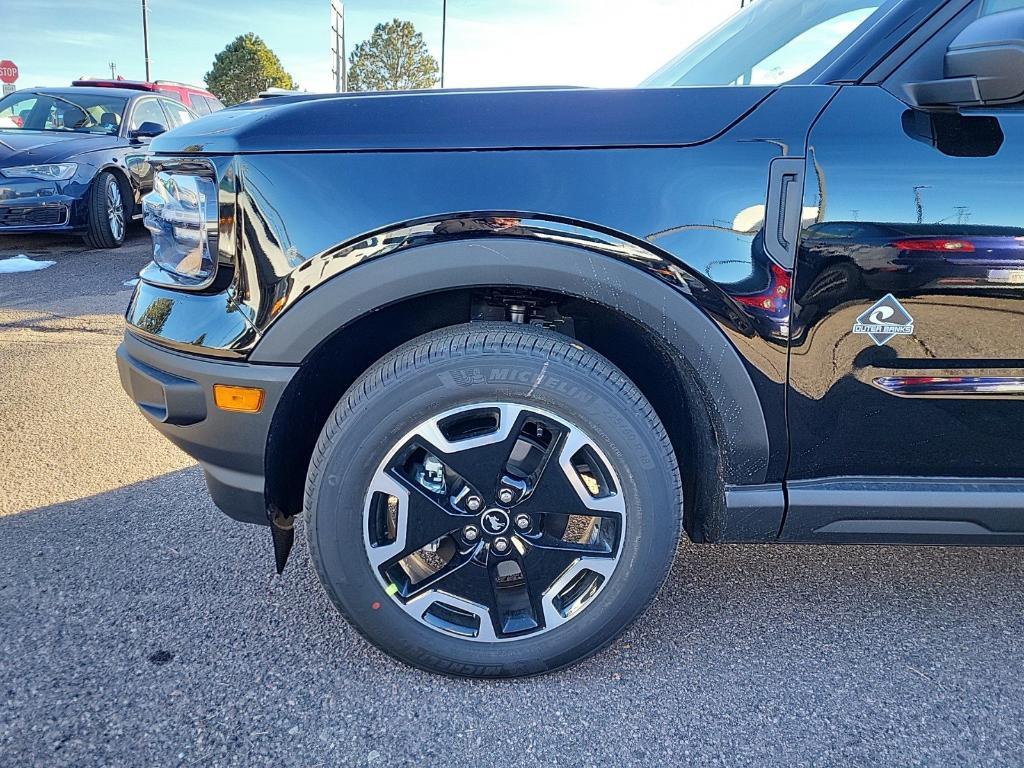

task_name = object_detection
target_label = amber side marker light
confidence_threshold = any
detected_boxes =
[213,384,265,413]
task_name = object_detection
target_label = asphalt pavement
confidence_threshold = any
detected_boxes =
[2,227,1024,767]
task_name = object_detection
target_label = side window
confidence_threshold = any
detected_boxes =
[190,95,211,116]
[205,96,225,113]
[160,99,194,128]
[0,96,35,128]
[129,98,168,131]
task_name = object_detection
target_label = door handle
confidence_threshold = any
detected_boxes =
[764,157,805,270]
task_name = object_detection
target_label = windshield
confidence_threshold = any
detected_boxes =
[0,91,128,135]
[641,0,885,87]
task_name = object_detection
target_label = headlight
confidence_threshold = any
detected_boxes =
[142,171,219,287]
[0,163,78,181]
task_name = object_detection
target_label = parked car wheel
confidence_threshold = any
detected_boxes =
[305,323,683,677]
[83,171,127,249]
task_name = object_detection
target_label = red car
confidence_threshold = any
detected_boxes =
[71,77,224,116]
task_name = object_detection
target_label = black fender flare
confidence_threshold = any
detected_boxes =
[251,238,771,485]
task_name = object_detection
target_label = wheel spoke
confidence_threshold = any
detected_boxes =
[427,549,547,637]
[410,551,508,638]
[518,427,625,522]
[511,538,619,631]
[518,539,588,595]
[382,471,468,565]
[363,472,466,571]
[419,551,494,605]
[506,541,580,632]
[410,404,529,495]
[526,531,616,555]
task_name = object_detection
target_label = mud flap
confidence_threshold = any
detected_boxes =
[269,509,295,574]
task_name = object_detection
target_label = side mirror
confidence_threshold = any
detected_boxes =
[130,121,167,139]
[906,9,1024,108]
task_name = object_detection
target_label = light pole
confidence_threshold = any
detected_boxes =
[440,0,447,88]
[331,0,346,92]
[141,0,151,81]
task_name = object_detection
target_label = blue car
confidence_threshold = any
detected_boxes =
[0,86,196,248]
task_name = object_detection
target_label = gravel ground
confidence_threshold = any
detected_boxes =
[2,229,1023,767]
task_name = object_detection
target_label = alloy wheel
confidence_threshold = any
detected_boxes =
[363,402,625,642]
[106,180,125,241]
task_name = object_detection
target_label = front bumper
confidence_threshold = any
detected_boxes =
[0,176,79,232]
[116,332,297,525]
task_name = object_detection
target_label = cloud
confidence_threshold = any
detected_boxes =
[44,31,118,49]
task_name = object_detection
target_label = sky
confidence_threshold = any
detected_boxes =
[3,0,738,92]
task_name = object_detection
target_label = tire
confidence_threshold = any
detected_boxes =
[305,322,683,678]
[82,171,127,249]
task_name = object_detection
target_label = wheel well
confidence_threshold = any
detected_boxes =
[264,288,725,541]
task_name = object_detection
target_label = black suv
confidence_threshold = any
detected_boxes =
[118,0,1024,677]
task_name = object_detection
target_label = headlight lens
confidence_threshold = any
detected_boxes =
[142,172,219,286]
[0,163,78,181]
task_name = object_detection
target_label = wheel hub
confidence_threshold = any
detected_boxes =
[480,508,510,536]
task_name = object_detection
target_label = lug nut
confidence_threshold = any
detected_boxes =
[492,537,510,553]
[466,495,482,512]
[514,514,531,530]
[498,488,515,504]
[463,525,480,542]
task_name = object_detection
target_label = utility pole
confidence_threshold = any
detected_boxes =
[913,185,932,224]
[440,0,447,88]
[109,62,118,79]
[331,0,346,92]
[141,0,151,81]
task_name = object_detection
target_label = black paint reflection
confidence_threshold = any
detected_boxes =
[789,86,1024,479]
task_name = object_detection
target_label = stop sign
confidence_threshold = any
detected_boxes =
[0,61,18,85]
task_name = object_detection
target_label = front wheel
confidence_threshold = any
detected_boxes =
[305,323,683,677]
[83,171,127,249]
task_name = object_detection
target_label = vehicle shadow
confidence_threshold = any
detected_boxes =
[0,224,149,258]
[3,467,1023,765]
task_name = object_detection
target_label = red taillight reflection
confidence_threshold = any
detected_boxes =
[735,263,791,312]
[891,239,975,253]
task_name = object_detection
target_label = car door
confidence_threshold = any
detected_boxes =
[784,0,1024,541]
[123,97,169,196]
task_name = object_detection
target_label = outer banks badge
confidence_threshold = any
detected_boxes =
[853,294,914,346]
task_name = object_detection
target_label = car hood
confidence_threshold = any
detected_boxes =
[0,130,122,166]
[149,86,776,155]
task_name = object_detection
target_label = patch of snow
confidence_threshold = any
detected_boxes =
[0,255,57,274]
